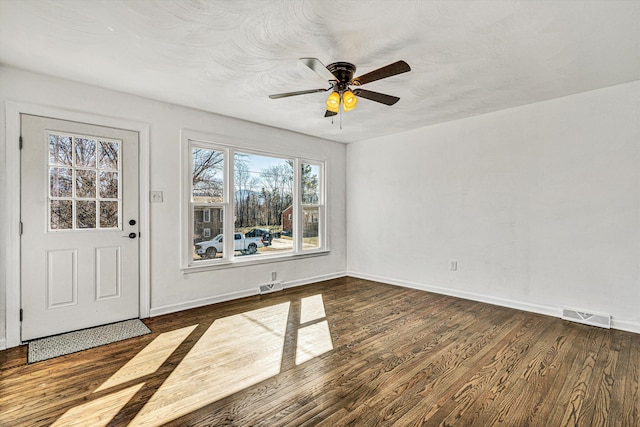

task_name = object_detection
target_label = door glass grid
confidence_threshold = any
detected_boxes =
[48,132,121,230]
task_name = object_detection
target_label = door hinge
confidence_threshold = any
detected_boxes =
[19,221,23,236]
[20,309,23,322]
[19,136,23,150]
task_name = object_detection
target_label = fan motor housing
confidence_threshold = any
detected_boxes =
[327,62,356,90]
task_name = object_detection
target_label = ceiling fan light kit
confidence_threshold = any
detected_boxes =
[270,58,410,122]
[326,91,340,113]
[342,90,358,112]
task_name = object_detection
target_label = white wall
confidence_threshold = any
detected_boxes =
[347,81,640,333]
[0,66,347,347]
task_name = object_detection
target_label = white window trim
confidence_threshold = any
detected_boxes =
[180,130,328,271]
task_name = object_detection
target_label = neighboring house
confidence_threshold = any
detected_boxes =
[281,205,318,237]
[281,205,293,233]
[194,206,223,242]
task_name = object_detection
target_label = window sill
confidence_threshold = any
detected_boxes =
[181,249,330,273]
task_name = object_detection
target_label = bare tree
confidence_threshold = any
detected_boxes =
[234,158,259,227]
[192,148,224,201]
[260,163,293,226]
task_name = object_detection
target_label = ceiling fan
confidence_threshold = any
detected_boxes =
[269,58,411,117]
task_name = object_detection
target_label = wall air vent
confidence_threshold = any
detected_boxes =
[259,281,283,294]
[562,307,611,329]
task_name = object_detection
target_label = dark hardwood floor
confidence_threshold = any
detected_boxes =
[1,277,638,426]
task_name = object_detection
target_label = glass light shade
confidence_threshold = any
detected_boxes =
[342,90,358,112]
[326,92,340,113]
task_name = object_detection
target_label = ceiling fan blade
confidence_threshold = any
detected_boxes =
[299,58,338,82]
[269,88,328,99]
[324,110,338,117]
[351,60,411,86]
[352,89,400,106]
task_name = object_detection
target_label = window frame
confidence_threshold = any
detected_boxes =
[181,131,328,270]
[299,161,324,252]
[182,138,231,267]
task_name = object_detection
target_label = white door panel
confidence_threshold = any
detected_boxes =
[21,115,140,341]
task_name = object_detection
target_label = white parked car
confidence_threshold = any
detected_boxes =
[195,232,264,259]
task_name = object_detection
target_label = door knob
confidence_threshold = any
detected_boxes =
[128,232,137,239]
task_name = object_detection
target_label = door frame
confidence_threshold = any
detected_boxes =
[4,101,151,348]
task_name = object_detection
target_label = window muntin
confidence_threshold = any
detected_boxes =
[185,137,326,268]
[48,132,121,231]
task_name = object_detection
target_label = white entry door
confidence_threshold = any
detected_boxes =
[21,114,140,341]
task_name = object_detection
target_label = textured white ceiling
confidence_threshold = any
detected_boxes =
[1,0,639,143]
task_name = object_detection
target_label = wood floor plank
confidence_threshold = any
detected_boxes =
[0,277,638,426]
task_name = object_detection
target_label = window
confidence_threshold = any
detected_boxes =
[190,144,226,259]
[301,163,322,251]
[48,132,121,230]
[183,134,326,268]
[234,152,294,255]
[202,209,211,223]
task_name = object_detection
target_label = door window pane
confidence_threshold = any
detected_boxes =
[99,171,118,198]
[50,200,73,230]
[50,167,73,197]
[49,134,73,166]
[76,169,97,198]
[192,147,224,202]
[77,201,96,229]
[48,132,122,231]
[99,201,119,228]
[99,140,119,169]
[74,137,97,167]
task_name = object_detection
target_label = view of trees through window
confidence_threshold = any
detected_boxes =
[191,146,322,262]
[49,133,120,230]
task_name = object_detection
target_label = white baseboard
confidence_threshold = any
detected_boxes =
[348,271,560,317]
[149,271,347,318]
[150,288,258,317]
[611,318,640,334]
[0,338,6,351]
[283,271,347,290]
[348,271,640,334]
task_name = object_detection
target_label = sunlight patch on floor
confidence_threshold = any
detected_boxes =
[95,325,197,392]
[300,294,326,323]
[51,383,144,427]
[128,302,290,426]
[296,320,333,365]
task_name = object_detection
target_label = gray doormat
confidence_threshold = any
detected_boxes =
[27,319,151,363]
